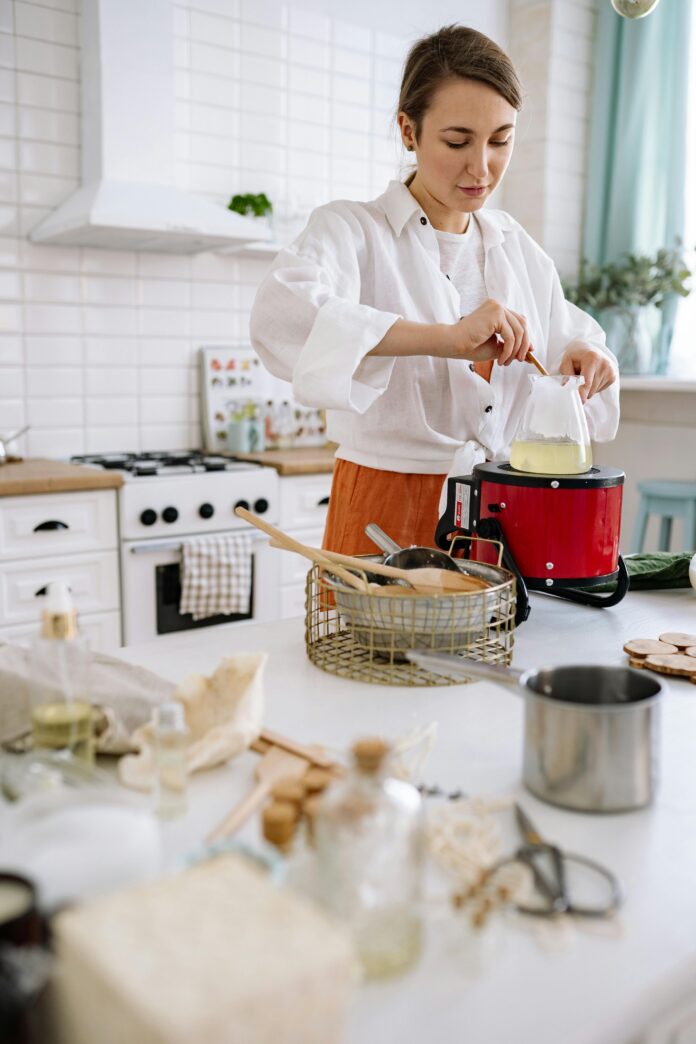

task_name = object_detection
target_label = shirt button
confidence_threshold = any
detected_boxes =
[420,216,427,225]
[469,363,475,372]
[446,274,451,280]
[484,405,493,413]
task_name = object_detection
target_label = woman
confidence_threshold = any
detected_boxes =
[250,25,619,554]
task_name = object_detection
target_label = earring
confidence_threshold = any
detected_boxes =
[406,144,414,152]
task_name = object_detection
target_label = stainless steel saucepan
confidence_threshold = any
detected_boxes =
[407,651,662,813]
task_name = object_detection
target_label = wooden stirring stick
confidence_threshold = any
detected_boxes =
[234,505,368,593]
[526,349,550,376]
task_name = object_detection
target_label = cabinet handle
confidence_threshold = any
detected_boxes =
[33,520,69,532]
[317,496,330,506]
[34,584,72,597]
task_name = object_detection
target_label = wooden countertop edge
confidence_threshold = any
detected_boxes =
[232,446,336,476]
[0,460,124,497]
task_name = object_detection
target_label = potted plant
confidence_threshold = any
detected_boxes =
[228,193,274,240]
[563,245,692,374]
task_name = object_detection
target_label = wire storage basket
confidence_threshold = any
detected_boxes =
[304,538,517,687]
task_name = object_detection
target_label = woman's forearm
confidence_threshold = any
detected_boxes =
[368,318,455,358]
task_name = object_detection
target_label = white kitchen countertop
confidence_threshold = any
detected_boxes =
[114,587,696,1044]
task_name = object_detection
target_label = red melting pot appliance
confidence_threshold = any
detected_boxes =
[435,462,629,625]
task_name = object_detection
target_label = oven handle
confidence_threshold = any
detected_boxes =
[128,532,265,554]
[130,540,184,554]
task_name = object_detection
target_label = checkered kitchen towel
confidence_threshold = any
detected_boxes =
[180,532,253,620]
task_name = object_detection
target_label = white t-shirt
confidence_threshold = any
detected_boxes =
[435,217,488,319]
[250,180,620,475]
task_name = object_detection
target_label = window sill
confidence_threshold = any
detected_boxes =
[619,376,696,392]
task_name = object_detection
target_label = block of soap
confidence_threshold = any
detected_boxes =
[51,854,355,1044]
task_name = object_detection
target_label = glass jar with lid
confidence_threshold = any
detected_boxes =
[510,374,592,475]
[314,738,424,978]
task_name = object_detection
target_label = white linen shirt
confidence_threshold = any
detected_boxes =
[250,180,620,475]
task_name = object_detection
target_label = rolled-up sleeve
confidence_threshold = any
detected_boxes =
[249,207,401,413]
[545,267,620,442]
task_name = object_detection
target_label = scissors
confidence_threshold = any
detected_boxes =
[507,804,623,918]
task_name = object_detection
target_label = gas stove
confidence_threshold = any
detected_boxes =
[71,450,280,644]
[71,449,278,540]
[71,450,259,479]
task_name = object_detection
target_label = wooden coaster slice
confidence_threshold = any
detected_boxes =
[658,632,696,650]
[623,639,678,658]
[685,647,696,659]
[644,653,696,678]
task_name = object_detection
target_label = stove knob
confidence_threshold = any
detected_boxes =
[234,499,250,512]
[140,509,158,526]
[162,506,179,524]
[254,498,269,515]
[199,502,215,519]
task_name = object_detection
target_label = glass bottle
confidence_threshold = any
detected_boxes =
[315,738,424,978]
[153,702,189,819]
[30,581,93,766]
[510,373,592,475]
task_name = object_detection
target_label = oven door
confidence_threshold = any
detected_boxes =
[121,532,278,646]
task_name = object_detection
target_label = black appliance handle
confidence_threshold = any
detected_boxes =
[476,517,531,626]
[435,475,474,551]
[546,554,630,609]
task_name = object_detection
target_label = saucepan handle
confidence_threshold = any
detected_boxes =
[406,650,523,685]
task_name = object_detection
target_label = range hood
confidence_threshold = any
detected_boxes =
[29,0,266,254]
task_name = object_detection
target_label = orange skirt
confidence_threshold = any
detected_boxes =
[322,459,447,555]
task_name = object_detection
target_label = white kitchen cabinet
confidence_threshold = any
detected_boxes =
[278,473,332,530]
[0,489,122,651]
[277,473,332,619]
[0,489,117,561]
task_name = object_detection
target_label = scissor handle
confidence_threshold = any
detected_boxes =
[513,846,622,919]
[517,843,569,915]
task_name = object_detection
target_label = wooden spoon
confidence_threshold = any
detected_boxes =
[267,537,489,595]
[318,547,490,594]
[206,745,308,842]
[234,506,368,592]
[266,537,489,595]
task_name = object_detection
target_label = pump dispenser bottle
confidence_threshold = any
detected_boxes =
[30,581,93,765]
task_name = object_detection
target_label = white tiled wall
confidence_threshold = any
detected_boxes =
[1,0,595,459]
[505,0,597,278]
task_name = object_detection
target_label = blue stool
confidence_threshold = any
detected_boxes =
[632,481,696,552]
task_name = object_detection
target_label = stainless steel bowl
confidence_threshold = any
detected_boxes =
[323,555,515,657]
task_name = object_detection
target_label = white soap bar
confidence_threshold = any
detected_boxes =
[52,854,355,1044]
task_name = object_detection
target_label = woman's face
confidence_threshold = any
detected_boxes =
[399,77,517,227]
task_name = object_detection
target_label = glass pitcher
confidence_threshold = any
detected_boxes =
[510,374,592,475]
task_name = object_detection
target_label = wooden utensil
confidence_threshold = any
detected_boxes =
[269,538,487,595]
[234,506,368,593]
[253,727,342,773]
[525,350,550,377]
[311,547,490,595]
[206,745,308,843]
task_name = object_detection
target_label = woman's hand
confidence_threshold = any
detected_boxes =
[450,299,533,365]
[559,343,618,403]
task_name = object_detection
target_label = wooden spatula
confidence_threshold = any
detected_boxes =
[206,745,308,843]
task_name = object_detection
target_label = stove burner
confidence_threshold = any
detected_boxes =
[70,450,262,477]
